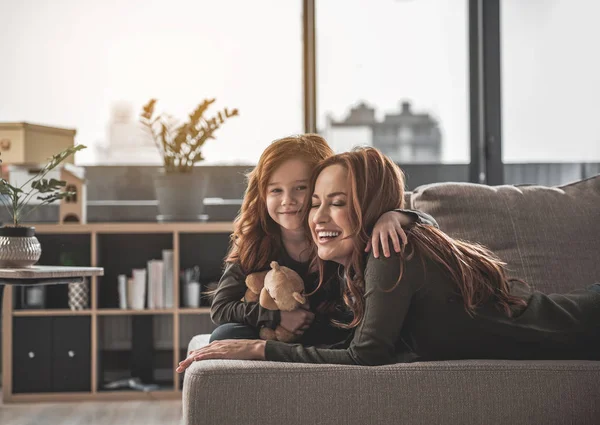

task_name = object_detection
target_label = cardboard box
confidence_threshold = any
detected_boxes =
[0,122,76,165]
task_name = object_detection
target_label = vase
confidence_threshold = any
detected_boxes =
[68,279,89,310]
[0,226,42,268]
[153,169,210,222]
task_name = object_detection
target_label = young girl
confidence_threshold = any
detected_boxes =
[178,147,599,370]
[208,134,437,346]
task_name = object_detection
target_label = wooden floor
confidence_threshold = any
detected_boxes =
[0,398,182,425]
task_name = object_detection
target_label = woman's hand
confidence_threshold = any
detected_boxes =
[280,303,315,335]
[366,211,411,258]
[176,339,266,373]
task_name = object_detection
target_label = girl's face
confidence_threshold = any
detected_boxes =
[266,159,312,231]
[309,164,354,266]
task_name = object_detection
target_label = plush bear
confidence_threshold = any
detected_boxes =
[243,261,306,342]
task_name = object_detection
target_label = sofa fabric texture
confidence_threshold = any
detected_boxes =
[409,176,600,293]
[183,176,600,425]
[183,356,600,425]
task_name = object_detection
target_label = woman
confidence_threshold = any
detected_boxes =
[177,147,600,371]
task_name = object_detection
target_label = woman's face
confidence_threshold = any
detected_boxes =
[309,164,354,266]
[266,159,311,231]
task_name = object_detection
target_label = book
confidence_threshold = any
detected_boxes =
[118,274,128,309]
[130,268,147,310]
[162,249,174,308]
[147,259,164,309]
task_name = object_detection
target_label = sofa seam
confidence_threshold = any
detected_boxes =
[185,366,600,378]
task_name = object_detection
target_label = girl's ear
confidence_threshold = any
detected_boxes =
[259,287,279,310]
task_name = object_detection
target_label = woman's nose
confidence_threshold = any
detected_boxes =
[312,205,329,223]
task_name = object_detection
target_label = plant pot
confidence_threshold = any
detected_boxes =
[0,226,42,268]
[154,170,210,222]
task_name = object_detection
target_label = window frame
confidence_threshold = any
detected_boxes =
[304,0,502,184]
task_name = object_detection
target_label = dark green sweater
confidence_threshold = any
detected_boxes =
[210,209,438,339]
[265,243,600,365]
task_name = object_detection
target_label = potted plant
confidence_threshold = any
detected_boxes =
[140,98,239,221]
[0,145,85,268]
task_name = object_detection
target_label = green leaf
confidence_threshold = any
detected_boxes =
[37,193,62,203]
[0,179,23,197]
[6,145,87,226]
[31,178,67,193]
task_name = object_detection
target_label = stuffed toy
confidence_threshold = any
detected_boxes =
[243,261,306,342]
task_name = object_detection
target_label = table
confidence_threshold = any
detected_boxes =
[0,265,104,311]
[0,265,104,286]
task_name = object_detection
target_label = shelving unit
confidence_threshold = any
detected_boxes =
[1,222,233,403]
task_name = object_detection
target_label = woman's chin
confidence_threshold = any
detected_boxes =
[316,247,330,261]
[317,248,351,266]
[317,249,338,263]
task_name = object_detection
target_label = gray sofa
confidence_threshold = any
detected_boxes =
[183,176,600,425]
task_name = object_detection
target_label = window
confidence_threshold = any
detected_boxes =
[501,0,600,184]
[0,1,303,165]
[316,0,469,168]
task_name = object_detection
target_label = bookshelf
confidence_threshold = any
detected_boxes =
[1,222,232,403]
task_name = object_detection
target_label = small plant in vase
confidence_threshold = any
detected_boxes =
[140,99,239,221]
[0,145,86,268]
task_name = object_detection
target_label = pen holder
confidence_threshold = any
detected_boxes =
[184,281,201,308]
[68,278,89,310]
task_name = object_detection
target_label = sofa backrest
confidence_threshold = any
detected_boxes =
[408,175,600,294]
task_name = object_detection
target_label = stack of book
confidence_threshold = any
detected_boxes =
[117,249,174,310]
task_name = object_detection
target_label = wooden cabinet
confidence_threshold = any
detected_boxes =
[12,316,91,393]
[1,222,232,403]
[12,317,53,393]
[52,316,91,392]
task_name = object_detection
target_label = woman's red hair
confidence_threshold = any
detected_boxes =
[307,147,528,329]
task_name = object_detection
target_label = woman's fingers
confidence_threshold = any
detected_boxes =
[179,345,213,371]
[176,355,195,373]
[380,232,391,258]
[371,234,380,258]
[389,229,404,253]
[177,339,264,371]
[194,350,226,361]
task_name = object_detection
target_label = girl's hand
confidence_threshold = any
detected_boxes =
[366,211,410,258]
[176,339,266,373]
[280,307,315,335]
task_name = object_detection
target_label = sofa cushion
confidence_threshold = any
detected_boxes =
[409,175,600,293]
[182,359,600,425]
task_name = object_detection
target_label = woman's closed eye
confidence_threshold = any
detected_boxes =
[311,201,345,208]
